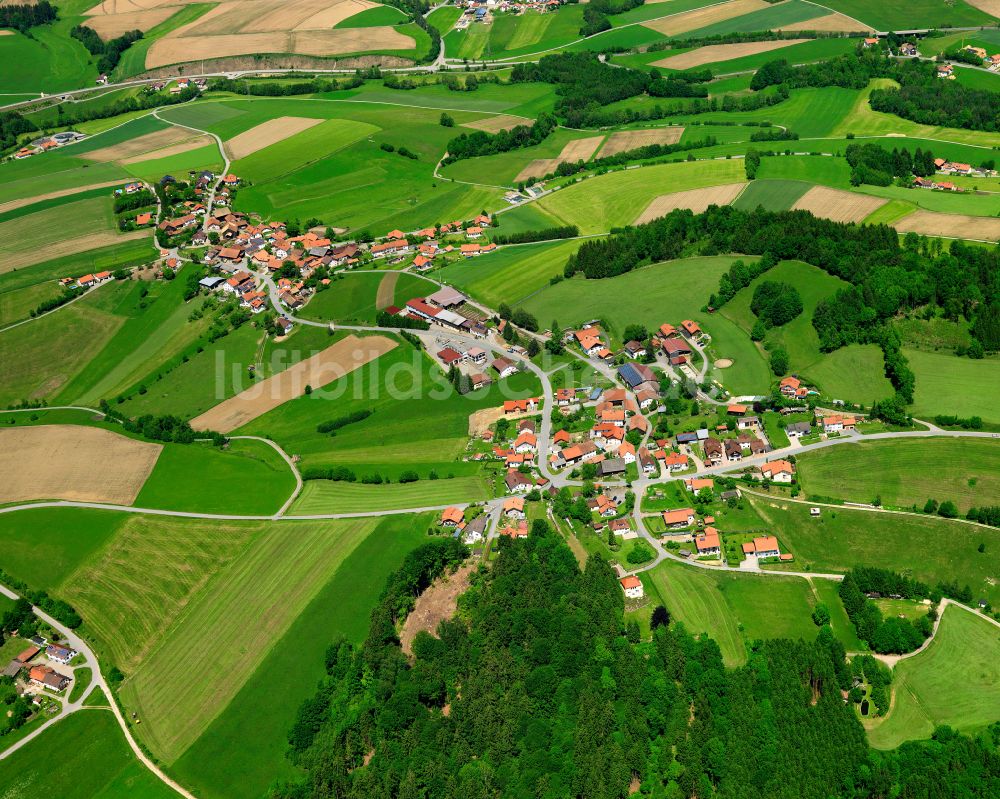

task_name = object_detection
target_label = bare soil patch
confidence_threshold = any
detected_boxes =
[515,158,562,182]
[225,116,323,160]
[0,179,125,215]
[84,6,175,37]
[559,135,604,162]
[468,405,536,436]
[0,425,161,505]
[81,126,192,162]
[776,11,868,31]
[86,0,203,13]
[463,115,530,133]
[652,39,807,70]
[964,0,1000,16]
[714,358,733,368]
[642,0,770,36]
[635,182,746,224]
[791,185,886,224]
[2,230,149,274]
[375,271,398,310]
[292,27,413,56]
[400,563,476,657]
[893,210,1000,242]
[190,334,397,432]
[147,32,288,68]
[598,127,683,157]
[121,135,211,164]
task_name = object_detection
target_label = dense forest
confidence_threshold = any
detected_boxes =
[0,1,56,33]
[564,204,1000,416]
[69,25,143,75]
[274,523,1000,798]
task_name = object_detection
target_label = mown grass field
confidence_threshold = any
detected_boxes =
[238,344,542,480]
[172,513,432,799]
[0,194,119,271]
[719,259,894,402]
[866,605,1000,749]
[301,271,434,324]
[119,517,380,763]
[905,348,1000,424]
[811,577,867,651]
[751,494,1000,606]
[794,438,1000,514]
[679,0,827,39]
[0,710,178,799]
[525,158,746,234]
[434,239,583,308]
[133,439,297,515]
[731,179,811,212]
[291,475,489,514]
[642,559,826,666]
[820,0,993,30]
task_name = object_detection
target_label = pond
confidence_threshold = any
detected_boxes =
[860,699,870,717]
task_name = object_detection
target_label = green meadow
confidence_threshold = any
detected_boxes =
[678,0,826,39]
[820,0,993,30]
[905,349,1000,423]
[301,271,435,324]
[291,475,489,514]
[752,494,1000,607]
[793,437,1000,515]
[866,606,1000,749]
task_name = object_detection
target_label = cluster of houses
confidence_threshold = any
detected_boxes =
[959,45,1000,71]
[570,319,704,370]
[370,216,496,269]
[13,130,87,159]
[397,286,489,337]
[60,270,114,290]
[2,637,77,694]
[912,158,997,191]
[439,505,490,545]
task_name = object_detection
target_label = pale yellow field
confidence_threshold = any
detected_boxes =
[598,127,684,157]
[635,182,746,224]
[559,136,604,162]
[463,115,530,133]
[791,186,887,223]
[190,334,397,432]
[225,116,323,160]
[652,39,807,70]
[82,126,193,162]
[642,0,769,36]
[122,136,211,164]
[893,210,1000,241]
[777,11,869,31]
[84,6,176,36]
[962,0,1000,16]
[515,158,562,182]
[0,425,161,506]
[142,0,402,68]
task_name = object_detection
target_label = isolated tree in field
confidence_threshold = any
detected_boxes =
[650,604,671,629]
[769,346,789,376]
[439,112,454,127]
[622,324,648,343]
[812,603,830,626]
[527,338,540,357]
[923,498,938,514]
[938,500,958,518]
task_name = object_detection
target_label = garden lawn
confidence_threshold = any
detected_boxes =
[750,494,1000,607]
[794,437,1000,515]
[866,605,1000,749]
[643,559,820,666]
[905,348,1000,424]
[119,517,380,763]
[0,710,178,799]
[530,158,746,234]
[290,475,490,514]
[172,513,432,799]
[133,440,297,515]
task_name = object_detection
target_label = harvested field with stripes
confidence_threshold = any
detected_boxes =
[642,0,770,36]
[791,186,886,223]
[0,425,161,506]
[463,115,531,133]
[515,136,604,182]
[598,127,684,156]
[81,127,193,162]
[893,209,1000,241]
[635,182,746,224]
[652,39,807,69]
[777,11,868,31]
[225,116,323,160]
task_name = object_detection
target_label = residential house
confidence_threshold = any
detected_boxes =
[737,416,759,431]
[724,439,743,461]
[505,470,533,494]
[45,644,77,665]
[662,508,695,528]
[498,520,529,539]
[703,438,724,465]
[620,575,644,599]
[786,421,812,439]
[556,388,575,406]
[553,429,571,445]
[440,506,465,527]
[680,319,702,339]
[29,666,70,691]
[462,514,488,545]
[760,460,794,483]
[685,478,714,495]
[589,493,618,516]
[624,340,647,359]
[618,441,636,464]
[492,357,518,378]
[598,458,626,478]
[513,431,537,454]
[695,527,721,556]
[617,362,657,390]
[503,398,538,413]
[744,535,780,558]
[664,452,689,472]
[822,414,856,433]
[561,441,598,465]
[727,404,748,415]
[503,496,526,519]
[437,347,463,367]
[638,447,657,474]
[609,518,630,536]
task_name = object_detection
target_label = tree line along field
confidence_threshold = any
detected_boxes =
[0,502,434,795]
[794,438,1000,515]
[751,493,1000,607]
[865,605,1000,749]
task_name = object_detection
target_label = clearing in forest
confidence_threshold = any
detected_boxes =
[400,562,476,656]
[652,40,807,69]
[635,182,746,224]
[790,185,886,223]
[189,334,397,432]
[0,425,161,506]
[642,0,770,36]
[225,117,324,160]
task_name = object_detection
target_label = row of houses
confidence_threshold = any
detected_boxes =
[13,130,86,159]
